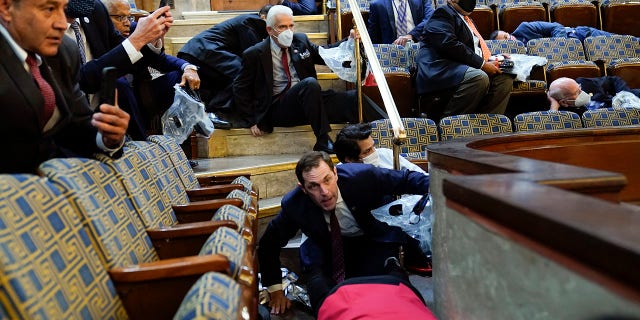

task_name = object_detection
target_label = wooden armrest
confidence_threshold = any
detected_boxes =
[147,220,240,259]
[109,255,230,282]
[196,173,252,186]
[186,184,244,202]
[173,198,244,224]
[109,255,231,320]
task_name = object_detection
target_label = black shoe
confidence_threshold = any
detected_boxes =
[188,160,199,168]
[313,135,334,154]
[207,113,232,130]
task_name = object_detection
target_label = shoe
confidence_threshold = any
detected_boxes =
[313,135,334,154]
[207,113,232,130]
[188,160,199,168]
[384,256,402,273]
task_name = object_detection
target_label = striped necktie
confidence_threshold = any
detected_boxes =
[70,20,87,64]
[396,0,408,37]
[26,54,56,123]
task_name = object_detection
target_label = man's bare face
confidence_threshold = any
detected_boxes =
[300,161,339,212]
[108,0,131,37]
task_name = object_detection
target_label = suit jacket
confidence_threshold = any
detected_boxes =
[79,0,186,93]
[415,4,484,94]
[0,35,101,173]
[178,14,267,81]
[368,0,434,44]
[233,33,325,128]
[257,163,430,288]
[283,0,318,15]
[511,21,565,44]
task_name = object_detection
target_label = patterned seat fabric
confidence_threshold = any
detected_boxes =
[439,114,513,141]
[513,110,583,132]
[0,174,127,318]
[373,44,411,74]
[39,158,159,269]
[148,135,200,190]
[584,35,640,64]
[581,107,640,127]
[213,204,254,245]
[370,118,438,159]
[485,39,527,55]
[527,37,601,80]
[338,0,369,13]
[199,227,248,280]
[512,80,547,92]
[226,189,256,216]
[173,272,242,320]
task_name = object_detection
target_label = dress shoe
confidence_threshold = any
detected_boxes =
[207,113,232,130]
[313,135,334,154]
[188,160,199,168]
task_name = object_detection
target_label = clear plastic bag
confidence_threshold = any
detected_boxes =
[319,38,357,83]
[161,84,213,144]
[259,268,311,309]
[494,53,547,82]
[370,194,432,255]
[612,90,640,109]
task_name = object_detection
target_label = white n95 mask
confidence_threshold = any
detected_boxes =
[277,29,294,47]
[361,149,380,166]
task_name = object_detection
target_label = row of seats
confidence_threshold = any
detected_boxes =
[370,107,640,161]
[0,136,260,319]
[332,0,640,40]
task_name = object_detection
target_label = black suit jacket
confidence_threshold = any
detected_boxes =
[79,0,186,93]
[0,35,101,173]
[415,4,484,94]
[257,163,430,288]
[233,33,325,128]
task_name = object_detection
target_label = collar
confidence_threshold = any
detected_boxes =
[0,23,36,67]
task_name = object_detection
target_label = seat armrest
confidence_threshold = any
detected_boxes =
[109,254,231,282]
[173,198,244,223]
[186,184,244,202]
[147,220,242,259]
[197,173,252,186]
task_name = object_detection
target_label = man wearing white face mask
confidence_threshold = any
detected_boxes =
[334,123,427,175]
[233,5,370,153]
[548,77,593,111]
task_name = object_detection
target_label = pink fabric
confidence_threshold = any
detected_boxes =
[318,282,437,320]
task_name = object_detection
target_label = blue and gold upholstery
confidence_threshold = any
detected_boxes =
[373,44,411,73]
[581,107,640,127]
[147,135,199,190]
[439,114,513,141]
[583,35,640,88]
[213,204,254,246]
[173,272,243,320]
[199,227,248,281]
[338,0,369,13]
[0,174,127,319]
[527,37,601,81]
[370,118,438,160]
[485,39,547,94]
[550,0,597,28]
[513,110,583,132]
[39,158,159,269]
[226,189,256,217]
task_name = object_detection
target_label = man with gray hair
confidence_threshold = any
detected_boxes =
[232,5,367,154]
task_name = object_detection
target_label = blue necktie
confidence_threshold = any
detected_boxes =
[70,20,87,64]
[396,0,408,37]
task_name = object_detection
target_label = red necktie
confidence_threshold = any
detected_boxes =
[26,54,56,123]
[281,48,292,93]
[464,16,491,61]
[329,210,345,284]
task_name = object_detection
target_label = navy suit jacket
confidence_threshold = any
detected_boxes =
[283,0,318,15]
[415,4,484,94]
[0,35,101,173]
[79,0,186,93]
[233,33,325,128]
[257,163,430,288]
[368,0,434,44]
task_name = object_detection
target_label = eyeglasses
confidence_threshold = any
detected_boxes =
[110,15,134,23]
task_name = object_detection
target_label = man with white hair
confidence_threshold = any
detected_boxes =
[232,5,365,154]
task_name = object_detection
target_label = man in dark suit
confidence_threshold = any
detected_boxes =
[271,0,318,15]
[178,5,272,111]
[415,0,513,117]
[368,0,434,45]
[0,0,129,173]
[258,151,430,314]
[66,0,200,139]
[490,21,615,44]
[233,5,363,153]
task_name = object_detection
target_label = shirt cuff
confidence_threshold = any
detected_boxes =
[122,39,143,64]
[147,38,163,54]
[96,133,124,156]
[267,283,283,293]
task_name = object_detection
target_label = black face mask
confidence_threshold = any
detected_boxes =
[65,0,95,18]
[457,0,476,13]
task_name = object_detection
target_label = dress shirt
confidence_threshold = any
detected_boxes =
[270,37,300,96]
[457,12,482,58]
[376,148,427,175]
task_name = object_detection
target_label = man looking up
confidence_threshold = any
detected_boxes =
[0,0,129,173]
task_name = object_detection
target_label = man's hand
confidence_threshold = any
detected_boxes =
[250,125,263,137]
[481,60,502,77]
[268,290,292,315]
[92,103,130,149]
[180,68,200,90]
[349,28,360,40]
[128,6,174,50]
[392,35,413,46]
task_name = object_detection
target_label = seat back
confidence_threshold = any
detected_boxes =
[513,110,583,132]
[491,0,548,34]
[373,43,411,73]
[39,158,160,269]
[550,0,597,28]
[0,174,127,319]
[174,272,249,320]
[147,135,200,190]
[527,37,587,62]
[370,118,438,159]
[438,114,513,141]
[199,227,254,287]
[600,0,640,36]
[581,107,640,127]
[485,39,527,55]
[583,35,640,64]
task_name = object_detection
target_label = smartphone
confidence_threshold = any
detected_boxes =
[157,0,170,17]
[100,67,118,106]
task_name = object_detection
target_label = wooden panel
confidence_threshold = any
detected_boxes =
[210,0,268,11]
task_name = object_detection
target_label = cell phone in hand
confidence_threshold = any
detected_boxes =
[158,0,168,17]
[100,67,118,106]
